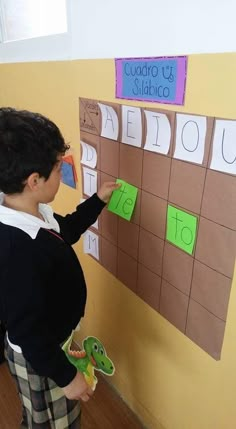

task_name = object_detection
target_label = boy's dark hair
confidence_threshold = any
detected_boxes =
[0,108,69,194]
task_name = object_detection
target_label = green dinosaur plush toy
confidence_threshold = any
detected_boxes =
[62,331,115,390]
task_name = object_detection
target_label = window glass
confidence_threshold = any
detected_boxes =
[0,0,67,42]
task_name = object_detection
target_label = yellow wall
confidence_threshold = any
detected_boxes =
[0,53,236,429]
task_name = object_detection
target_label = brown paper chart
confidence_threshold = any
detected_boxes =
[79,97,236,360]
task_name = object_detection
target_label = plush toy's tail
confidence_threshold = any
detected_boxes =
[62,331,87,358]
[62,330,74,353]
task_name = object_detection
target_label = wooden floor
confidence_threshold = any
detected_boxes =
[0,361,145,429]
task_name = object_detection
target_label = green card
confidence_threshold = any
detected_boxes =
[107,179,138,221]
[166,205,198,255]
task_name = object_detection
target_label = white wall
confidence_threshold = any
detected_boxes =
[72,0,236,58]
[0,0,236,63]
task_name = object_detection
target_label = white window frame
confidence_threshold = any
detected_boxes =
[0,0,6,42]
[0,0,72,63]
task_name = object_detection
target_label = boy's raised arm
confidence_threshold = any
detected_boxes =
[54,181,120,244]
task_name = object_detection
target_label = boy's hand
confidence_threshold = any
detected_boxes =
[97,181,121,203]
[62,371,94,402]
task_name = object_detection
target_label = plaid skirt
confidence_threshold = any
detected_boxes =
[5,339,81,429]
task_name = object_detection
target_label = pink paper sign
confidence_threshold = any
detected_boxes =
[115,56,187,105]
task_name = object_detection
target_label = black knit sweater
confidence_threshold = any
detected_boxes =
[0,194,105,387]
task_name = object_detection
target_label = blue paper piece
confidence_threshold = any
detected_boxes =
[115,56,187,105]
[61,161,76,189]
[123,60,177,102]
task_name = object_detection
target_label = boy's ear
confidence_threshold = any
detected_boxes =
[26,172,42,191]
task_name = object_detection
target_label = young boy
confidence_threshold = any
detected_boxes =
[0,108,118,428]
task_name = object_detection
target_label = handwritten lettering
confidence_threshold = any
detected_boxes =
[124,62,159,78]
[122,198,133,215]
[80,121,96,131]
[114,186,133,216]
[162,66,174,82]
[127,110,135,139]
[221,128,236,165]
[167,205,197,255]
[105,106,115,132]
[171,211,194,246]
[116,57,187,104]
[153,115,160,146]
[181,121,200,152]
[89,235,97,251]
[86,172,95,192]
[108,180,138,221]
[85,144,94,162]
[84,230,99,260]
[133,79,170,98]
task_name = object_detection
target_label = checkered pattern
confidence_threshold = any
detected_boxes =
[5,340,81,429]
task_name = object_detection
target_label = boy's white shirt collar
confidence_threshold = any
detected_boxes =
[0,192,60,239]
